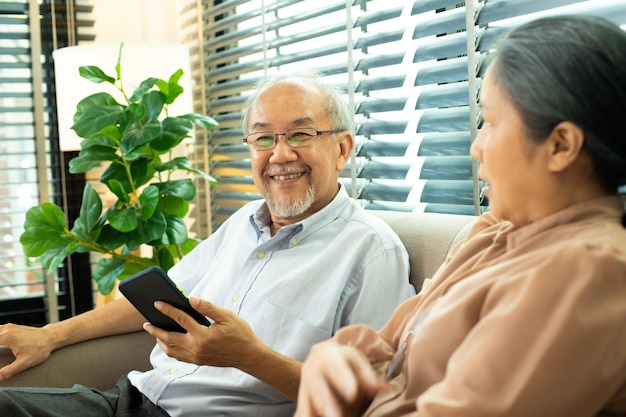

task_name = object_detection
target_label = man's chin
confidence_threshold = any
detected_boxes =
[265,193,315,218]
[267,201,311,218]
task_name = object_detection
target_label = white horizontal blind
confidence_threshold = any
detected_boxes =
[197,0,626,230]
[0,0,95,324]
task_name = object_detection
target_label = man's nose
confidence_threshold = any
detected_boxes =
[269,134,298,161]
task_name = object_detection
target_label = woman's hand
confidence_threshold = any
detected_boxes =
[295,340,386,417]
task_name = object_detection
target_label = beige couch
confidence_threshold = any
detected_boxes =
[0,211,475,390]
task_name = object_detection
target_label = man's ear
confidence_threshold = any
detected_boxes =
[546,121,585,173]
[335,132,354,172]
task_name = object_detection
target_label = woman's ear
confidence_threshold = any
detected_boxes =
[335,132,354,172]
[546,121,585,173]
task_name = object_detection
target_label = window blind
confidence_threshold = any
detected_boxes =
[0,0,95,325]
[196,0,626,230]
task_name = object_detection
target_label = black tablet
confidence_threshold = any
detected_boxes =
[118,266,211,332]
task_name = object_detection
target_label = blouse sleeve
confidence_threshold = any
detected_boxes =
[415,242,626,417]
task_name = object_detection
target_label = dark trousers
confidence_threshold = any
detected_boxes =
[0,376,169,417]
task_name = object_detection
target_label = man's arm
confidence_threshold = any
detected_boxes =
[144,297,303,401]
[0,297,146,381]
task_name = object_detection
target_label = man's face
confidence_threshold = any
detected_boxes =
[247,82,353,224]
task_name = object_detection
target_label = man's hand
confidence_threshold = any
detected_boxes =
[0,324,54,381]
[294,341,386,417]
[143,297,261,369]
[143,296,304,401]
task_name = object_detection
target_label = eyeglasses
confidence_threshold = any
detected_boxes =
[243,128,338,150]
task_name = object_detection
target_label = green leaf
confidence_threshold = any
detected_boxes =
[115,42,123,80]
[154,157,217,184]
[69,139,119,173]
[151,117,193,151]
[156,69,184,105]
[74,92,121,118]
[155,69,183,104]
[126,212,167,250]
[124,143,152,162]
[93,257,127,295]
[108,179,130,203]
[143,90,166,120]
[155,156,189,171]
[159,238,198,266]
[108,207,138,232]
[100,158,152,192]
[128,77,159,103]
[119,103,147,132]
[178,165,218,185]
[20,203,68,257]
[156,195,189,217]
[120,119,162,154]
[72,106,124,138]
[118,261,149,281]
[179,113,219,129]
[79,65,116,84]
[40,242,79,274]
[156,179,196,200]
[129,157,154,189]
[96,224,133,250]
[23,202,66,231]
[70,183,103,241]
[156,247,175,271]
[156,213,188,245]
[139,185,159,219]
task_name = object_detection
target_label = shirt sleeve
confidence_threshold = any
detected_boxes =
[415,243,626,417]
[334,240,414,332]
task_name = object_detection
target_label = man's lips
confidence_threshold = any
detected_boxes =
[265,165,309,181]
[271,172,304,181]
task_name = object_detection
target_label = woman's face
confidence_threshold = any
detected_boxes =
[470,68,548,226]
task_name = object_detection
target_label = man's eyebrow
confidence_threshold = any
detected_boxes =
[250,122,271,131]
[290,117,316,126]
[250,118,317,131]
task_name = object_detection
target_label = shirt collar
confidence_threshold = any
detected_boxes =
[248,184,351,241]
[507,195,625,250]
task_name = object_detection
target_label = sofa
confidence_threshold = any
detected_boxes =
[0,211,475,390]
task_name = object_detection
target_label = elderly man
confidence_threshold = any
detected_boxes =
[0,71,413,417]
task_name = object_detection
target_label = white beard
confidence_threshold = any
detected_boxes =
[264,182,315,218]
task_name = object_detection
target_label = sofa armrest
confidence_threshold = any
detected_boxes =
[0,331,155,390]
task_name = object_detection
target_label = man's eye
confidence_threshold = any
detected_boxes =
[288,131,315,143]
[255,136,275,147]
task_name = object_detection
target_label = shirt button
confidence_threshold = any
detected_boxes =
[169,368,178,375]
[257,251,265,259]
[290,238,298,245]
[232,294,240,302]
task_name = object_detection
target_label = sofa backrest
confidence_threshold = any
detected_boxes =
[370,211,476,291]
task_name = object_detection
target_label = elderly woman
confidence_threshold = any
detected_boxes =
[295,14,626,417]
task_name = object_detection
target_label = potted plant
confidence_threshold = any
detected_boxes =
[20,44,218,295]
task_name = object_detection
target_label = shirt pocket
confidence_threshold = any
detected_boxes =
[232,297,330,396]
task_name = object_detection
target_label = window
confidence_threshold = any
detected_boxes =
[0,0,95,325]
[195,0,626,230]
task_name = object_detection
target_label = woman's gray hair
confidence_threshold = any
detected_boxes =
[241,70,354,137]
[488,15,626,194]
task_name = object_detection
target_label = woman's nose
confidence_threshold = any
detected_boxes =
[470,130,484,162]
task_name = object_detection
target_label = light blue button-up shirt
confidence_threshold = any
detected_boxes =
[128,185,413,416]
